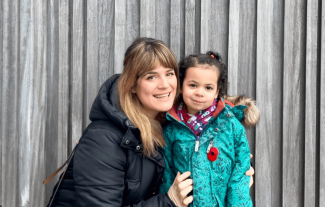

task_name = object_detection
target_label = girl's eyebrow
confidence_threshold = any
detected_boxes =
[188,80,216,86]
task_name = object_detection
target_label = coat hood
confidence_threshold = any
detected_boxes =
[89,74,133,130]
[224,95,260,128]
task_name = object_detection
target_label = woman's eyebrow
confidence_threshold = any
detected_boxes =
[144,68,174,76]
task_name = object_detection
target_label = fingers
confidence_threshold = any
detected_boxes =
[250,154,253,159]
[245,166,255,176]
[183,195,194,205]
[176,171,191,183]
[180,185,193,197]
[249,175,254,188]
[178,178,193,190]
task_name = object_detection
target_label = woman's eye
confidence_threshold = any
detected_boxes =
[147,76,156,80]
[167,72,175,76]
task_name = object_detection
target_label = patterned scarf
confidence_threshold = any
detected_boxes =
[177,99,217,136]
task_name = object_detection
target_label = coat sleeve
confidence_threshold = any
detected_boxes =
[226,123,253,207]
[159,125,176,194]
[73,128,176,207]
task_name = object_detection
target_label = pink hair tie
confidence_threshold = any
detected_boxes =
[211,54,215,58]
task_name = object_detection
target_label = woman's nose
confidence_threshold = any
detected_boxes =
[158,76,169,88]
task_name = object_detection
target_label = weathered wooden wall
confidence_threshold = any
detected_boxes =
[1,0,324,206]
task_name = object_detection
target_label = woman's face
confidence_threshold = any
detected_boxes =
[134,65,177,119]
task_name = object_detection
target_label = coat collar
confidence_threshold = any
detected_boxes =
[120,127,165,168]
[167,99,227,122]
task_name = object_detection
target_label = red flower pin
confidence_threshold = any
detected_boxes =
[207,147,219,162]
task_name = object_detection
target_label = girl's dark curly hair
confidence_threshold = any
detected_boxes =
[177,51,228,103]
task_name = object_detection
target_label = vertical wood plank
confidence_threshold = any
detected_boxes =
[185,0,195,56]
[0,0,3,203]
[98,0,114,84]
[283,1,307,206]
[86,0,98,126]
[126,0,140,48]
[179,0,186,58]
[305,0,319,206]
[19,0,33,205]
[200,0,211,53]
[255,1,284,207]
[71,0,84,148]
[237,1,258,204]
[155,0,170,46]
[58,0,69,169]
[210,0,229,65]
[227,0,239,95]
[30,0,48,205]
[170,0,181,61]
[2,0,19,206]
[44,0,60,204]
[114,0,126,74]
[140,0,155,38]
[320,0,325,205]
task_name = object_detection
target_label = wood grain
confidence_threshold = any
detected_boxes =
[320,1,325,205]
[114,0,126,74]
[200,0,211,53]
[98,0,115,85]
[255,1,284,207]
[86,0,98,126]
[185,0,195,56]
[140,0,155,38]
[283,0,307,206]
[2,1,19,206]
[305,0,319,206]
[170,0,181,61]
[155,0,170,47]
[71,0,84,148]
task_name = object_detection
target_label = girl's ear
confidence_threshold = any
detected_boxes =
[214,88,219,99]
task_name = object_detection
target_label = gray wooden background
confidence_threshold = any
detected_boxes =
[1,0,324,206]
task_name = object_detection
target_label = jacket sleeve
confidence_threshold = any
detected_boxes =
[159,125,176,194]
[226,123,253,207]
[73,128,176,207]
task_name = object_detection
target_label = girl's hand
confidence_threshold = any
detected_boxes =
[167,171,193,207]
[245,154,255,188]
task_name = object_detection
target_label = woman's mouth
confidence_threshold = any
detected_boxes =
[153,92,170,98]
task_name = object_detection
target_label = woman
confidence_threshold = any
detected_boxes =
[47,37,254,207]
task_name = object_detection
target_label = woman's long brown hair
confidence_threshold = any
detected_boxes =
[117,37,180,157]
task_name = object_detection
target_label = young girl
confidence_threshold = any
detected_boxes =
[160,51,259,207]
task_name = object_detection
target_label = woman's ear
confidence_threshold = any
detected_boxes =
[131,87,136,93]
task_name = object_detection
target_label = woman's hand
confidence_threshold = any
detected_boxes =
[167,171,193,207]
[245,154,255,188]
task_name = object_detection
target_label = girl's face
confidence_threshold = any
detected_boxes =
[181,65,219,114]
[134,65,177,119]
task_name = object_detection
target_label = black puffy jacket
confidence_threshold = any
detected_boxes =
[48,75,176,207]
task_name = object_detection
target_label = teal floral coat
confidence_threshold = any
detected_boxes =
[160,98,258,207]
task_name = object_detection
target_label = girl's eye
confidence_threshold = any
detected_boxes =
[189,84,197,88]
[206,86,213,90]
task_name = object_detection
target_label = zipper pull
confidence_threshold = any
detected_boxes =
[207,140,213,153]
[195,141,200,152]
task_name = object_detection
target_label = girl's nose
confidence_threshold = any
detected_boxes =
[195,88,204,97]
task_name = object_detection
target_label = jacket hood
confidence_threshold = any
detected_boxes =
[89,74,133,130]
[224,95,260,128]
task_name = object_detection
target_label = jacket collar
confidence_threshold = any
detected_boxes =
[167,99,227,122]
